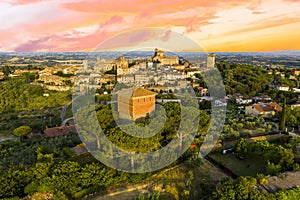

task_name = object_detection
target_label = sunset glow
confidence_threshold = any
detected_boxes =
[0,0,299,52]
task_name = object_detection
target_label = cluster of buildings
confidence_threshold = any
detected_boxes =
[74,49,215,95]
[233,92,300,118]
[36,66,80,91]
[233,93,283,116]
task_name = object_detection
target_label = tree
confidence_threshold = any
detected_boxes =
[235,138,249,158]
[286,115,297,127]
[257,173,269,185]
[213,176,259,200]
[279,98,287,132]
[3,66,11,78]
[267,161,281,176]
[13,126,32,141]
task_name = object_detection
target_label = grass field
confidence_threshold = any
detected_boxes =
[209,152,265,177]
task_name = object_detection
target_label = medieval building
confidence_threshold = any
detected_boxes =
[117,87,156,120]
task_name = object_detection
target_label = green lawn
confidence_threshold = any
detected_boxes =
[209,152,265,177]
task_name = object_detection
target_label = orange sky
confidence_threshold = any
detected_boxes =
[0,0,299,52]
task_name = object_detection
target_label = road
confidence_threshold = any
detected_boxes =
[92,183,150,200]
[0,138,17,143]
[61,117,74,126]
[60,95,80,120]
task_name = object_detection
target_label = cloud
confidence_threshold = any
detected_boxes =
[224,15,300,36]
[251,11,265,14]
[161,30,172,41]
[1,0,299,52]
[10,0,47,5]
[14,35,55,52]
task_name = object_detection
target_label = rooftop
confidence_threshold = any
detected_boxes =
[132,87,157,98]
[44,125,77,138]
[117,87,156,99]
[253,102,282,112]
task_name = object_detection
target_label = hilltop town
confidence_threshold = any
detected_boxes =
[0,50,300,199]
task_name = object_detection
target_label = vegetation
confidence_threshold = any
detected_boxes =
[279,98,287,131]
[217,62,273,96]
[0,108,62,139]
[53,70,73,78]
[75,102,210,153]
[211,137,300,177]
[214,176,300,200]
[0,134,81,169]
[131,192,160,200]
[13,126,32,141]
[0,74,71,113]
[1,61,299,199]
[105,69,117,75]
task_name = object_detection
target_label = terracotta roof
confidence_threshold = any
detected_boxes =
[44,125,77,138]
[253,102,282,113]
[117,87,156,99]
[132,87,156,98]
[268,102,282,111]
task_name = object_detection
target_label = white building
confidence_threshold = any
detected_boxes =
[277,84,289,91]
[292,88,300,93]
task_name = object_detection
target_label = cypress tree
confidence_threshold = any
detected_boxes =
[279,98,287,132]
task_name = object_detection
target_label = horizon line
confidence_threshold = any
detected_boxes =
[0,50,300,54]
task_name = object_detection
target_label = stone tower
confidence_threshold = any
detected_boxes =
[207,53,216,68]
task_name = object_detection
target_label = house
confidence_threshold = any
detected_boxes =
[232,93,244,99]
[291,102,300,110]
[99,74,116,85]
[292,88,300,93]
[292,69,300,76]
[30,125,77,138]
[254,95,272,101]
[277,84,289,91]
[44,125,77,138]
[184,68,201,77]
[120,74,135,84]
[117,87,156,120]
[197,87,208,96]
[245,102,282,116]
[236,97,253,104]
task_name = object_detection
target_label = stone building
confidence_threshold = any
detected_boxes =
[151,48,179,66]
[111,55,129,75]
[117,87,156,120]
[207,53,216,68]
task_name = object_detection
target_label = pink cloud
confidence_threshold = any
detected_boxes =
[10,0,46,5]
[161,30,172,41]
[97,29,158,50]
[0,0,299,52]
[14,31,105,52]
[100,16,124,28]
[252,11,265,14]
